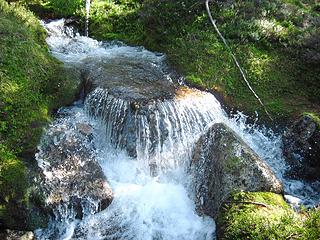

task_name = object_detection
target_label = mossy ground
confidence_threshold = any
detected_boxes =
[77,0,320,122]
[217,192,320,240]
[2,0,320,231]
[0,0,78,229]
[18,1,320,121]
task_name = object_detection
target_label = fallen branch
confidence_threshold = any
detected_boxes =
[225,200,269,208]
[205,0,273,121]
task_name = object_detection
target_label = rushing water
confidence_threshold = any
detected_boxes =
[36,19,319,239]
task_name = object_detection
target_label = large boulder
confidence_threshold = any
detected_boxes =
[78,50,178,159]
[79,45,178,103]
[36,111,113,220]
[190,123,283,218]
[283,114,320,181]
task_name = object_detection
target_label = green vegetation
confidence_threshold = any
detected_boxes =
[0,0,77,229]
[303,112,320,128]
[217,192,320,240]
[0,145,26,206]
[47,0,83,16]
[1,0,319,232]
[77,0,320,121]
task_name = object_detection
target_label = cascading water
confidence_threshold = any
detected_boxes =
[36,19,319,239]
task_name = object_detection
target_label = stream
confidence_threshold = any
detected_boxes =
[35,19,319,240]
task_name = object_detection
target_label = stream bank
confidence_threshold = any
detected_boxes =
[84,0,320,123]
[0,0,79,230]
[0,0,318,239]
[35,19,320,239]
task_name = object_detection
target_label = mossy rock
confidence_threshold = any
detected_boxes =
[283,113,320,180]
[303,112,320,129]
[190,123,282,218]
[0,145,49,230]
[216,191,320,240]
[0,0,79,157]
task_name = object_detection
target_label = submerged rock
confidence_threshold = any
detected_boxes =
[283,114,320,181]
[0,230,34,240]
[190,123,283,218]
[37,113,113,220]
[85,85,223,168]
[79,51,177,102]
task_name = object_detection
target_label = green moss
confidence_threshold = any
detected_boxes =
[304,208,320,239]
[0,0,77,156]
[85,0,320,121]
[0,144,28,227]
[0,145,27,200]
[303,112,320,128]
[217,192,320,240]
[89,0,145,44]
[223,156,242,172]
[0,0,77,229]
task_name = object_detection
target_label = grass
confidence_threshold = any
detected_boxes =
[0,0,78,229]
[82,0,320,122]
[217,192,320,240]
[1,0,319,230]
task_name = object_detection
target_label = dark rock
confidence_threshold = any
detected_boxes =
[283,115,320,181]
[85,85,217,162]
[0,158,49,231]
[81,56,177,102]
[0,230,34,240]
[79,49,178,159]
[190,123,283,218]
[78,69,94,100]
[76,122,93,136]
[37,117,113,220]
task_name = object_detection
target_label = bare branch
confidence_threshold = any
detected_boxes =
[205,0,273,121]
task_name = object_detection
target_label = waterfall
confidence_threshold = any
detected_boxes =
[36,19,320,239]
[84,87,225,175]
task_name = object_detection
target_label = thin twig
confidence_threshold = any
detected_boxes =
[225,200,269,208]
[205,0,273,121]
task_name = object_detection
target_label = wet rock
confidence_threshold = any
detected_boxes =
[85,85,220,166]
[0,230,34,240]
[79,50,179,160]
[283,115,320,181]
[37,116,113,220]
[75,43,179,104]
[190,123,283,218]
[78,69,94,100]
[80,51,177,102]
[76,122,93,136]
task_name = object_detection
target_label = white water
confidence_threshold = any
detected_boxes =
[36,19,320,239]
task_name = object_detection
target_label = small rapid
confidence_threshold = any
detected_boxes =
[35,19,319,239]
